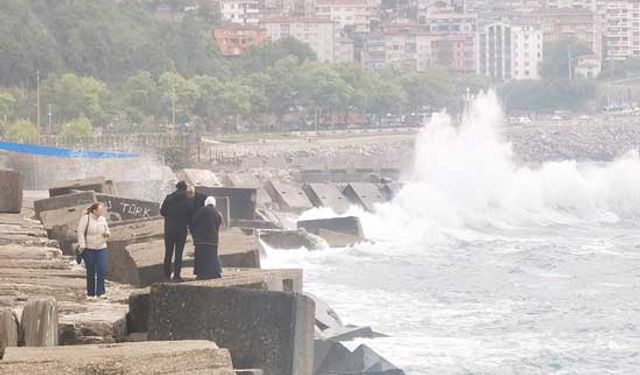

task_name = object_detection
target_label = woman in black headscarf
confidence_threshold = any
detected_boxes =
[191,196,223,279]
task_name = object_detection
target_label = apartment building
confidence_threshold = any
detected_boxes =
[213,23,268,56]
[315,0,382,32]
[220,0,261,25]
[261,17,343,62]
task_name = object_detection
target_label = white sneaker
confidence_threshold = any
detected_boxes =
[97,294,108,300]
[87,296,97,301]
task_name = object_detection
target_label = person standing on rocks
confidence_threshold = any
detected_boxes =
[77,202,111,300]
[191,196,223,280]
[160,180,190,282]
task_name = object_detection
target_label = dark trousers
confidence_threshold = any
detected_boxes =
[83,248,107,297]
[164,231,187,279]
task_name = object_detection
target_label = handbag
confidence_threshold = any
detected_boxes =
[75,213,90,265]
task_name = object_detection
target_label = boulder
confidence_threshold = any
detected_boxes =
[108,216,165,243]
[148,285,315,375]
[21,298,58,347]
[96,194,160,222]
[297,216,364,239]
[0,307,17,350]
[0,169,23,214]
[265,181,314,212]
[260,230,326,250]
[0,340,235,375]
[48,176,113,197]
[33,191,96,220]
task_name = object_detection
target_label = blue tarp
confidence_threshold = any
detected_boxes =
[0,141,138,159]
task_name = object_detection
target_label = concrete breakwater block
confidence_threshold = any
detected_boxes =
[33,191,96,220]
[21,298,58,346]
[48,176,114,197]
[218,228,261,268]
[265,181,314,212]
[107,239,170,287]
[0,169,23,214]
[39,205,89,254]
[297,216,364,239]
[196,186,257,220]
[148,284,315,375]
[260,230,326,250]
[0,340,236,375]
[96,194,160,222]
[108,216,165,243]
[302,183,350,213]
[178,168,222,187]
[58,303,128,345]
[0,307,18,350]
[342,183,386,212]
[127,268,304,334]
[314,341,405,375]
[315,229,362,248]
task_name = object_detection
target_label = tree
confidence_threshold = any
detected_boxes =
[0,92,16,124]
[191,74,224,127]
[400,68,454,112]
[159,71,198,124]
[5,119,38,142]
[59,117,93,142]
[240,37,317,73]
[120,71,161,123]
[294,62,352,127]
[540,38,593,80]
[43,73,109,126]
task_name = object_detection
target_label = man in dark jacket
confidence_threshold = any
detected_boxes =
[160,180,190,282]
[191,196,223,279]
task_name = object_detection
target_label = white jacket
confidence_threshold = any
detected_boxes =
[77,213,110,250]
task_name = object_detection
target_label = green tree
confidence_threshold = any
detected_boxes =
[241,37,317,73]
[5,119,38,142]
[0,92,16,124]
[120,71,161,123]
[59,116,93,142]
[43,73,109,125]
[159,71,198,124]
[400,69,454,112]
[540,38,592,80]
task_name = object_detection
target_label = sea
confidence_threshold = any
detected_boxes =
[262,92,640,374]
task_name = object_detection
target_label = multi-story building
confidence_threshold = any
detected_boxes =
[315,0,381,33]
[220,0,261,25]
[260,17,342,62]
[478,22,543,80]
[519,8,603,58]
[423,11,477,33]
[260,0,317,17]
[213,23,268,56]
[510,23,544,79]
[430,33,479,73]
[574,54,602,77]
[360,33,387,71]
[602,0,636,60]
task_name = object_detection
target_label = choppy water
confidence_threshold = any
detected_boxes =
[263,92,640,374]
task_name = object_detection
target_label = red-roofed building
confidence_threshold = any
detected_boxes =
[213,23,268,56]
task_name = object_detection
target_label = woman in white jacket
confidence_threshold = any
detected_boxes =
[77,202,111,300]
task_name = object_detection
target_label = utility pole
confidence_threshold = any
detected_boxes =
[36,70,41,130]
[171,62,177,128]
[47,104,52,135]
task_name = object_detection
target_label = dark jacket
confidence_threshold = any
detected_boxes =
[187,192,207,226]
[160,190,190,234]
[191,205,222,246]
